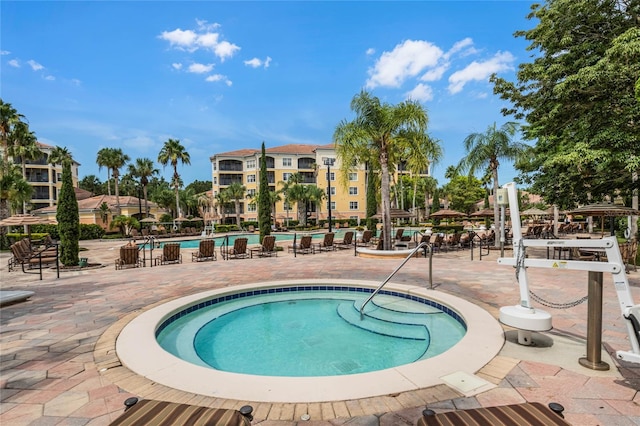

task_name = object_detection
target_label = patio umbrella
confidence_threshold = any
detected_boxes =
[139,217,158,223]
[521,207,550,217]
[567,203,640,235]
[371,209,412,219]
[429,208,466,219]
[470,208,495,218]
[0,214,55,239]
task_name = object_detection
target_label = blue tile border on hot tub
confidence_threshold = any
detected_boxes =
[155,285,467,337]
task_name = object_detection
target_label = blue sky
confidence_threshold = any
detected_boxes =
[2,1,535,188]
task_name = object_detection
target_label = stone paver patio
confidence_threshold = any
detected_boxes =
[1,234,639,425]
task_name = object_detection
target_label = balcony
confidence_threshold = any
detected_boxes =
[298,158,316,169]
[219,176,243,186]
[219,159,243,172]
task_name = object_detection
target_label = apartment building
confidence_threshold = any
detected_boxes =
[210,143,368,224]
[8,142,80,211]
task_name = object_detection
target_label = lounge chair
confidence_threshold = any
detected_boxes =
[418,401,570,426]
[192,239,216,262]
[221,237,249,259]
[155,242,182,265]
[356,230,373,246]
[288,235,314,254]
[316,232,335,252]
[395,228,411,242]
[250,235,277,258]
[335,231,354,249]
[115,245,142,270]
[109,397,253,426]
[10,239,59,278]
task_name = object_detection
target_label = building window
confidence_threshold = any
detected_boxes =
[247,174,256,183]
[212,163,217,171]
[57,173,62,181]
[349,187,358,195]
[247,189,256,197]
[247,159,256,169]
[327,201,336,210]
[213,177,217,184]
[329,187,336,196]
[282,172,292,181]
[247,203,257,212]
[283,158,292,167]
[348,173,357,181]
[349,201,359,210]
[325,172,335,181]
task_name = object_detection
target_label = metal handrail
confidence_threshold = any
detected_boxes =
[359,241,431,318]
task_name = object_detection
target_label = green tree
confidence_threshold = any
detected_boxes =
[7,121,41,213]
[158,138,190,218]
[365,166,378,231]
[442,175,485,215]
[224,182,246,228]
[417,176,438,222]
[128,158,158,218]
[99,202,110,227]
[334,90,428,250]
[110,215,140,237]
[50,146,79,266]
[185,180,212,194]
[96,148,114,196]
[258,142,272,240]
[491,0,640,206]
[215,191,230,225]
[457,122,527,247]
[96,148,130,214]
[79,175,103,195]
[278,172,302,227]
[0,100,27,219]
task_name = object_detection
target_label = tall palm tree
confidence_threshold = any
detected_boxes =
[0,100,27,219]
[334,90,428,250]
[278,172,302,227]
[215,191,230,225]
[225,182,246,228]
[7,121,42,213]
[109,148,130,215]
[457,121,527,247]
[158,139,190,219]
[401,132,442,223]
[128,158,158,218]
[96,148,115,196]
[306,185,325,225]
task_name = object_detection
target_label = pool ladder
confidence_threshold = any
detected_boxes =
[359,239,433,319]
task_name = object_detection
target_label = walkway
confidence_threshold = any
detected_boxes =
[1,236,639,425]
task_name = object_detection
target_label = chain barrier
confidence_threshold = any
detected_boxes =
[514,238,589,309]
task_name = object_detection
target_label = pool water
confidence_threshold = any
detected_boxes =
[156,288,466,377]
[157,231,348,249]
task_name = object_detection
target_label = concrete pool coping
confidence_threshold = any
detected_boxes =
[116,279,504,403]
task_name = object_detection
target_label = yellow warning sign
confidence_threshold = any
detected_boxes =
[552,262,558,268]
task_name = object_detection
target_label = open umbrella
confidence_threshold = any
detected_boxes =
[567,203,640,235]
[470,208,495,218]
[139,217,158,223]
[0,214,55,240]
[371,209,412,219]
[429,208,466,219]
[521,207,550,217]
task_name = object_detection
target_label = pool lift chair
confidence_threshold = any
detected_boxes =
[496,182,640,367]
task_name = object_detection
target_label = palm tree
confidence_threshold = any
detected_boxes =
[334,90,428,250]
[457,122,527,247]
[401,132,442,222]
[96,148,115,196]
[215,191,230,225]
[110,148,130,215]
[7,121,42,213]
[306,185,325,225]
[158,139,190,219]
[418,176,438,221]
[278,172,302,227]
[0,100,27,219]
[128,158,158,218]
[0,100,24,164]
[224,182,246,228]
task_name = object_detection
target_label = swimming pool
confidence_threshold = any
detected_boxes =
[156,288,466,377]
[155,231,348,249]
[116,279,504,403]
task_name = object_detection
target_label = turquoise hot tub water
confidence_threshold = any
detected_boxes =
[156,286,466,377]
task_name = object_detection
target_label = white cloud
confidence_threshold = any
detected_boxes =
[244,56,272,69]
[172,63,183,70]
[159,21,240,61]
[44,75,55,81]
[366,48,375,56]
[448,51,515,94]
[188,63,215,74]
[214,41,240,62]
[8,59,20,68]
[420,65,448,82]
[205,74,232,86]
[366,40,443,88]
[0,50,10,55]
[404,83,433,103]
[444,37,476,60]
[27,60,44,71]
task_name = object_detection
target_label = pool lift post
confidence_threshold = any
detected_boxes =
[497,182,640,368]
